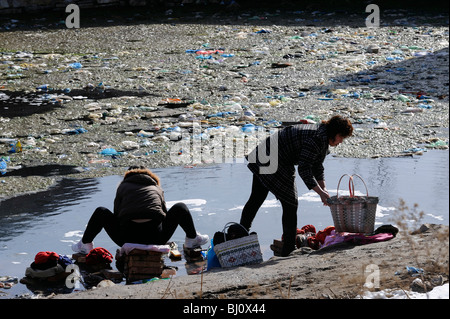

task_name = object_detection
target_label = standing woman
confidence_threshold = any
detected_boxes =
[240,115,353,256]
[72,166,209,254]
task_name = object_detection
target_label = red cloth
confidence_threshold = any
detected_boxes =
[284,225,317,241]
[34,251,59,264]
[284,225,335,250]
[315,226,335,244]
[297,224,316,234]
[85,247,113,265]
[307,237,321,250]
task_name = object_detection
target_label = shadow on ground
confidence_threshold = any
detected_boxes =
[0,88,155,118]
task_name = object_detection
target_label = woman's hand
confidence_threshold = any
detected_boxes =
[313,185,330,206]
[319,190,330,206]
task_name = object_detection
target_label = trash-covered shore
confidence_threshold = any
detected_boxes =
[0,8,448,199]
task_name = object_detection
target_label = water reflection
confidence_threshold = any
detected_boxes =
[0,178,99,242]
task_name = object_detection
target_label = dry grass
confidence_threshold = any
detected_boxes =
[392,200,449,275]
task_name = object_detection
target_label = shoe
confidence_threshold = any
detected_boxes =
[281,240,296,257]
[185,232,209,249]
[281,246,295,257]
[71,240,93,254]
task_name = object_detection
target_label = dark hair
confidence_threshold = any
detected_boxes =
[124,166,160,185]
[127,165,146,171]
[324,115,353,139]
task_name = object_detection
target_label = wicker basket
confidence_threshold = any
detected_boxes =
[327,174,379,234]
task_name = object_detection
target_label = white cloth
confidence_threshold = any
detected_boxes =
[119,243,171,257]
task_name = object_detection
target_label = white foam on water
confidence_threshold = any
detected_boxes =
[60,239,77,244]
[166,199,207,209]
[299,191,321,202]
[427,213,444,221]
[64,230,83,238]
[228,199,281,210]
[376,206,396,218]
[298,190,367,203]
[261,199,280,208]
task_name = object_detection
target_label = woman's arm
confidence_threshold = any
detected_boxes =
[313,181,330,206]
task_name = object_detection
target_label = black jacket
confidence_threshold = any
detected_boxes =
[113,170,167,222]
[247,124,329,206]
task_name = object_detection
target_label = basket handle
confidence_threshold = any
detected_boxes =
[336,174,351,199]
[336,174,369,198]
[222,222,250,242]
[351,174,369,197]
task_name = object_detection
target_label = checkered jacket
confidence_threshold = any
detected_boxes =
[247,124,329,206]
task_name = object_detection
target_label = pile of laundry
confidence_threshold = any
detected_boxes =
[299,224,398,250]
[272,224,399,255]
[24,251,73,281]
[21,247,116,291]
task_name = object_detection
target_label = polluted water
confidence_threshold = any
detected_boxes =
[0,150,448,298]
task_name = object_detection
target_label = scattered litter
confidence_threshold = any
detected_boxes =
[0,8,447,184]
[0,159,7,175]
[68,62,83,70]
[406,266,424,276]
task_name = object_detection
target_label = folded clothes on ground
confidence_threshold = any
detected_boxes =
[24,251,74,279]
[118,243,171,257]
[85,247,113,265]
[25,264,65,279]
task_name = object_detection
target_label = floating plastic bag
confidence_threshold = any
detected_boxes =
[99,148,119,156]
[68,62,83,69]
[0,159,7,175]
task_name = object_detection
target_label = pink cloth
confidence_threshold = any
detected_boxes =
[322,230,347,247]
[343,232,394,245]
[322,231,394,248]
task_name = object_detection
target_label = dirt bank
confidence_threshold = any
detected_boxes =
[48,223,449,300]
